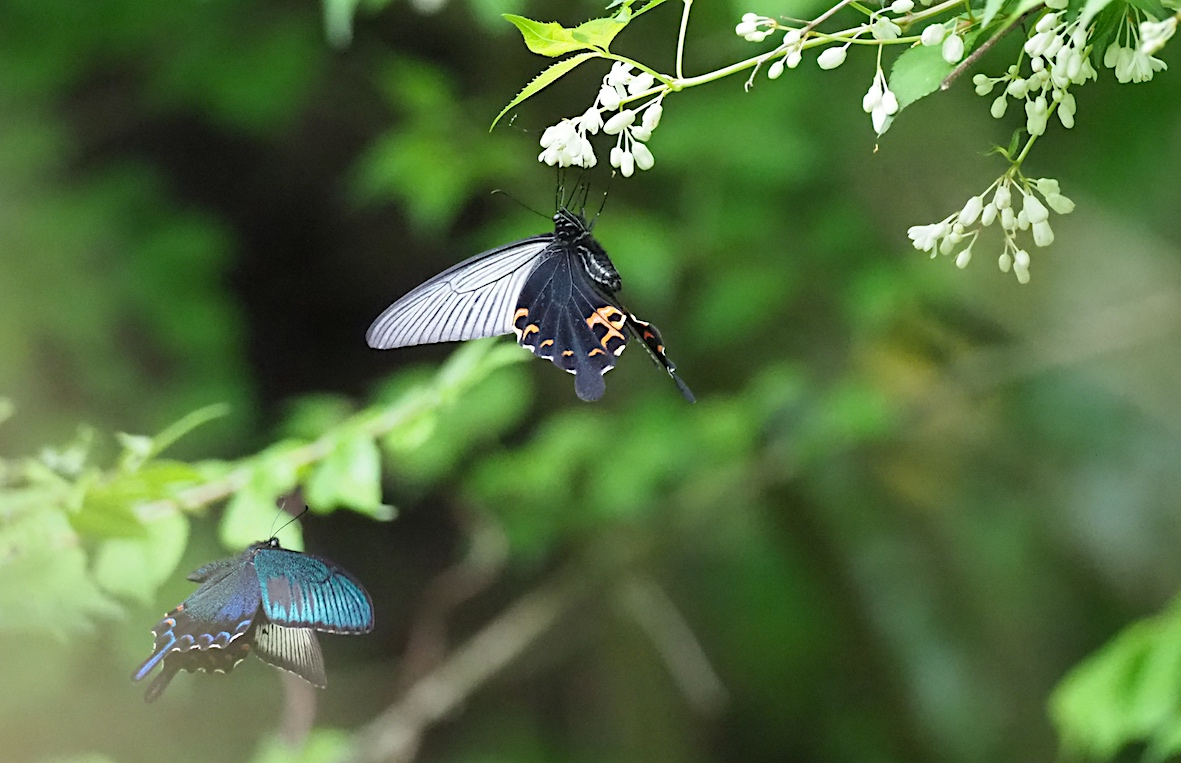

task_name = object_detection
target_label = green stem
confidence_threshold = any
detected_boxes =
[676,0,692,79]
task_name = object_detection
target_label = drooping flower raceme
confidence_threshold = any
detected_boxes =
[973,12,1098,134]
[537,62,663,174]
[862,65,898,136]
[908,174,1074,283]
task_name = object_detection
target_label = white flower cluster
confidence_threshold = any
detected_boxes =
[538,62,662,176]
[972,12,1097,134]
[908,175,1074,283]
[1139,16,1178,55]
[735,13,775,42]
[918,21,966,64]
[862,65,898,135]
[1104,14,1169,83]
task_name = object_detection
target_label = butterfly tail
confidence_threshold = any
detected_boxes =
[143,660,181,703]
[558,309,607,402]
[132,611,180,683]
[623,312,695,403]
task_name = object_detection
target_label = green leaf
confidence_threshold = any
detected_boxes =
[73,461,205,539]
[148,403,231,461]
[305,434,395,520]
[1051,601,1181,759]
[890,43,956,111]
[632,0,670,19]
[252,729,352,763]
[1129,0,1169,19]
[0,509,119,636]
[221,486,304,552]
[491,52,599,131]
[93,511,189,605]
[1089,2,1127,62]
[1002,0,1051,26]
[891,30,980,110]
[981,0,1011,28]
[1080,0,1117,24]
[571,17,627,48]
[323,0,361,47]
[503,15,585,57]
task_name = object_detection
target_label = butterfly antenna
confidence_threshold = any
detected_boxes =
[590,175,613,231]
[575,171,592,218]
[555,167,566,211]
[490,188,548,220]
[271,504,310,542]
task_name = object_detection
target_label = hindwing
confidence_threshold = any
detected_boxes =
[132,560,261,702]
[512,250,629,402]
[254,623,327,688]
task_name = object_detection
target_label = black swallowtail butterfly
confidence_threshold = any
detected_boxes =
[366,207,694,402]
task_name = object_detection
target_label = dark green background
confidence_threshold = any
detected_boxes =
[1,0,1179,761]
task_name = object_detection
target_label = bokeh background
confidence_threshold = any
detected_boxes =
[2,0,1181,761]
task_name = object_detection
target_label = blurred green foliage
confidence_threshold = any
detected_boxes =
[1,0,1180,762]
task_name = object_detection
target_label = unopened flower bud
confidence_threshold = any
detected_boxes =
[631,141,654,171]
[1045,193,1075,214]
[942,33,965,64]
[818,47,848,69]
[603,109,636,135]
[958,195,983,226]
[921,23,946,46]
[1023,193,1049,223]
[1032,220,1054,246]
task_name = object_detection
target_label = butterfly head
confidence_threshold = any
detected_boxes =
[553,207,591,243]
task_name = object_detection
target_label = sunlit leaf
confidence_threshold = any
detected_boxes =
[502,14,585,57]
[93,511,189,605]
[305,434,394,520]
[221,486,303,552]
[491,52,598,130]
[0,509,119,635]
[571,17,627,49]
[73,461,205,539]
[890,37,961,110]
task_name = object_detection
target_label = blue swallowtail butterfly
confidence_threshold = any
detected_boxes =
[132,537,374,702]
[366,206,694,403]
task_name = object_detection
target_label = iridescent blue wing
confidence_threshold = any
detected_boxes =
[254,623,327,688]
[186,556,237,583]
[366,237,553,349]
[132,557,261,703]
[252,548,374,634]
[513,251,628,402]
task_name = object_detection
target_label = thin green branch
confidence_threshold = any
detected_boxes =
[676,0,692,79]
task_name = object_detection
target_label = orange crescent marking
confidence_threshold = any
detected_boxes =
[513,307,529,322]
[539,339,554,348]
[522,324,539,337]
[586,307,627,349]
[589,348,605,357]
[562,350,574,357]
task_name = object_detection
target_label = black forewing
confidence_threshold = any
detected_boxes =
[366,237,554,349]
[512,250,631,401]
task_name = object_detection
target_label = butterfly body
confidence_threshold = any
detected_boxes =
[132,538,373,702]
[367,208,692,402]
